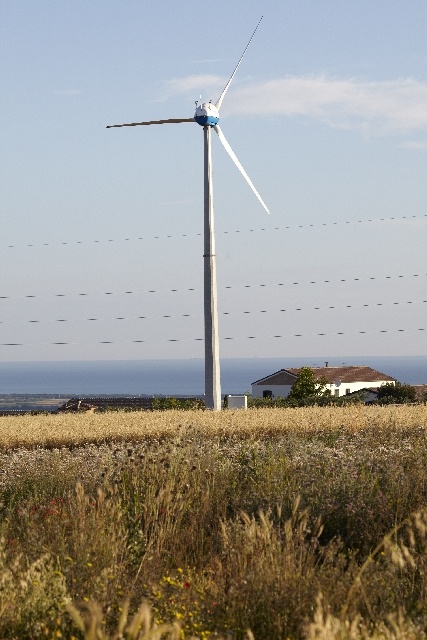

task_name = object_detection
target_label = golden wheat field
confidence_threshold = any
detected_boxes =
[1,405,427,449]
[1,405,427,639]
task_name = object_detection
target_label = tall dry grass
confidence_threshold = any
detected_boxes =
[0,406,426,638]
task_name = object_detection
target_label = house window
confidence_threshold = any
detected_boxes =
[346,389,351,395]
[263,390,273,398]
[334,389,340,397]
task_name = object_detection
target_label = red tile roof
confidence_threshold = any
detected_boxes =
[287,366,395,384]
[252,369,297,385]
[252,366,395,386]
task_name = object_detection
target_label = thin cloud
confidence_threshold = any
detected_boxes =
[189,59,223,64]
[53,89,81,96]
[162,74,225,100]
[157,198,198,206]
[164,74,427,134]
[400,139,427,149]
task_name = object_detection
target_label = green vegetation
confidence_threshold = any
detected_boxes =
[377,381,417,404]
[0,406,426,638]
[247,392,364,409]
[287,366,330,402]
[151,397,205,411]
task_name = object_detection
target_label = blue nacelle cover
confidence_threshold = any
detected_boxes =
[194,102,219,127]
[195,114,220,126]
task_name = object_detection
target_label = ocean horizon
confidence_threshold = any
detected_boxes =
[1,356,426,396]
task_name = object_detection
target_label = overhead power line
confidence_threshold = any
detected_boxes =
[1,272,425,301]
[2,213,425,250]
[1,327,425,347]
[1,299,425,326]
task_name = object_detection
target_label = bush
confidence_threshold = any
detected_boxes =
[151,397,205,411]
[377,382,417,404]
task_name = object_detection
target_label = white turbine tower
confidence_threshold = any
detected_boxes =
[107,18,269,410]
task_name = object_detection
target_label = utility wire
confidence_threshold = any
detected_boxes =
[3,213,425,249]
[1,272,425,301]
[1,327,425,347]
[1,299,425,326]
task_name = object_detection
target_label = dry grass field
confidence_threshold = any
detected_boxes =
[1,406,427,639]
[1,405,426,449]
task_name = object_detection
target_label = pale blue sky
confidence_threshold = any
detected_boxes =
[1,0,426,361]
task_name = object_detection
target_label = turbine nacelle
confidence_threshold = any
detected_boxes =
[194,102,219,127]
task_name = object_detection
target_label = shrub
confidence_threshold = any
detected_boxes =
[377,382,417,404]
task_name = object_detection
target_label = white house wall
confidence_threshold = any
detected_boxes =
[251,384,293,398]
[329,380,394,397]
[252,380,394,399]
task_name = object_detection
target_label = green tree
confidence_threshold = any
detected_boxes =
[376,381,416,404]
[287,367,331,403]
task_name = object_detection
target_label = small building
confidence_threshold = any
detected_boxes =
[251,366,396,399]
[344,388,380,404]
[227,395,248,409]
[412,384,427,402]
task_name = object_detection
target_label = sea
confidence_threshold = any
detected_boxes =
[1,356,426,396]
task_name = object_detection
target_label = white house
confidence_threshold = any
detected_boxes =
[251,366,396,399]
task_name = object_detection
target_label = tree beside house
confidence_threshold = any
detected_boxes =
[287,367,330,402]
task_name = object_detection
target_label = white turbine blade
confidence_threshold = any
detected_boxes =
[215,16,263,111]
[107,118,194,128]
[214,125,269,214]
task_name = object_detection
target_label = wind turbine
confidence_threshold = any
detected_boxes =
[107,18,269,410]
